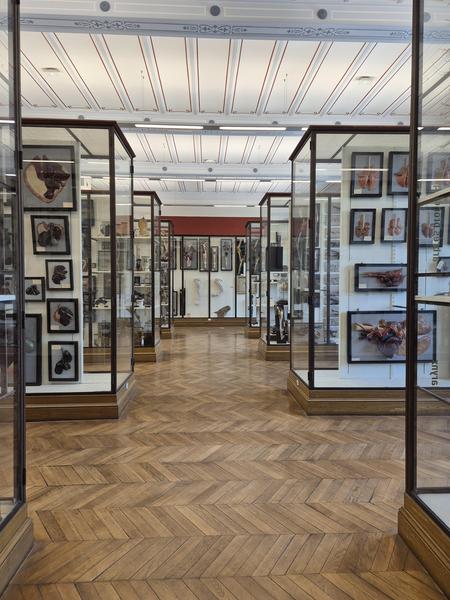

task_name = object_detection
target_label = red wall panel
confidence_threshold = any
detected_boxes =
[168,217,259,236]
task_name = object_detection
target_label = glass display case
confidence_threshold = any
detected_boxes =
[22,118,136,420]
[259,193,290,360]
[289,125,417,413]
[133,192,161,361]
[172,235,248,324]
[160,220,174,338]
[398,1,450,594]
[246,221,261,338]
[0,2,33,584]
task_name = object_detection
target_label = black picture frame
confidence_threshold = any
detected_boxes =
[46,298,79,333]
[435,256,450,273]
[347,310,436,364]
[0,214,13,268]
[24,277,45,302]
[199,237,209,272]
[182,237,198,270]
[170,239,177,270]
[388,152,409,195]
[426,152,450,195]
[172,290,178,317]
[31,215,71,255]
[354,263,407,292]
[236,238,246,276]
[45,259,74,291]
[22,144,77,211]
[48,341,79,382]
[221,238,233,271]
[350,152,384,198]
[25,314,42,386]
[419,207,444,247]
[381,208,407,243]
[210,246,219,272]
[349,209,376,244]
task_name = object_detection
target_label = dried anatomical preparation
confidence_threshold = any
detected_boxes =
[25,155,70,202]
[362,268,405,288]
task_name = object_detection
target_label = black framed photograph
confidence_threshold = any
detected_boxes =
[25,277,45,302]
[236,238,246,276]
[381,208,407,243]
[45,259,74,291]
[354,263,407,292]
[347,310,436,363]
[23,145,76,211]
[210,246,219,272]
[221,238,233,271]
[170,239,177,270]
[31,215,71,255]
[0,214,13,268]
[426,153,449,194]
[47,298,79,333]
[435,256,450,273]
[388,152,409,195]
[25,314,42,386]
[349,209,376,244]
[199,237,209,272]
[350,152,384,198]
[419,207,444,247]
[182,237,198,270]
[48,341,79,382]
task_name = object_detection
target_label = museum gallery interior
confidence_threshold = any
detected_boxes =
[0,0,449,598]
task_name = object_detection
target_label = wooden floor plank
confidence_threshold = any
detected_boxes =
[4,328,446,599]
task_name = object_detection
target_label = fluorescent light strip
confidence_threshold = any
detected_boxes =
[341,168,388,172]
[214,204,249,208]
[219,126,286,132]
[418,178,450,182]
[136,124,204,130]
[23,159,75,164]
[325,180,342,183]
[161,178,205,182]
[437,127,450,131]
[0,119,14,124]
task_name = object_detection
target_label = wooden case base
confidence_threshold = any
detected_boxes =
[26,374,137,421]
[135,344,160,363]
[258,338,290,361]
[246,326,260,339]
[174,317,246,327]
[398,495,450,598]
[160,328,173,339]
[0,506,33,597]
[287,370,448,415]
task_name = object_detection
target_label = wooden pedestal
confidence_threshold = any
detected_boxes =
[26,374,137,421]
[160,328,173,339]
[174,317,246,327]
[0,506,33,596]
[258,338,290,361]
[135,344,160,363]
[398,495,450,598]
[246,326,260,339]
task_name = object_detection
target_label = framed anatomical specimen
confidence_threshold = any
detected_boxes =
[220,238,233,271]
[47,298,79,333]
[347,310,436,363]
[354,263,407,292]
[388,152,409,195]
[426,153,449,194]
[418,207,444,247]
[199,237,209,272]
[23,145,76,211]
[182,237,198,270]
[350,152,384,198]
[24,277,45,302]
[210,246,219,272]
[45,259,74,291]
[25,314,42,386]
[31,215,71,255]
[381,208,407,243]
[349,209,376,244]
[48,341,79,382]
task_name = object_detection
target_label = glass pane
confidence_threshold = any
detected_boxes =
[133,196,154,348]
[183,236,209,317]
[160,221,171,329]
[236,236,246,317]
[247,222,261,328]
[210,236,235,318]
[291,145,311,382]
[153,200,161,344]
[260,202,268,340]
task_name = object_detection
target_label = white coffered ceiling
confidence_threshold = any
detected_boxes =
[12,0,450,206]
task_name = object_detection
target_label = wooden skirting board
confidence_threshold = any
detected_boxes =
[160,328,173,339]
[246,326,260,339]
[398,494,450,598]
[258,338,290,361]
[25,375,137,421]
[135,344,160,362]
[174,317,246,327]
[0,506,33,597]
[287,370,449,415]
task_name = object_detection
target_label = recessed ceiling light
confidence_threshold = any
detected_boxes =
[204,158,216,163]
[41,66,61,74]
[355,75,376,84]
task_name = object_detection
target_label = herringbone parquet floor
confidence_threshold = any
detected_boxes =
[4,328,446,599]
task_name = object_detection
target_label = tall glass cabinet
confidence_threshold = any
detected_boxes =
[398,0,450,595]
[0,1,33,594]
[259,193,291,360]
[160,220,174,338]
[246,221,261,338]
[133,192,161,361]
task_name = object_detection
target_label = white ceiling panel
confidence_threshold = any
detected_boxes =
[232,40,277,114]
[271,137,297,164]
[197,38,230,114]
[102,34,158,112]
[173,135,196,162]
[297,42,365,114]
[151,37,191,112]
[145,133,174,162]
[264,41,320,114]
[360,58,411,115]
[200,135,222,164]
[247,136,277,164]
[224,136,249,163]
[20,68,56,108]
